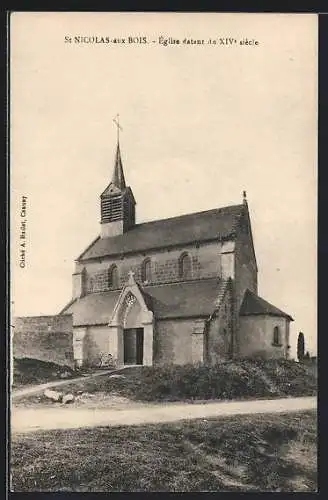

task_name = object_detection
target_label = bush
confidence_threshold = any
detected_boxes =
[30,359,316,404]
[123,359,317,402]
[13,357,77,387]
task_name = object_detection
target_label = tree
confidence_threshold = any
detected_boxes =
[297,332,305,361]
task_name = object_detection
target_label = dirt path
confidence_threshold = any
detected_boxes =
[11,396,316,434]
[11,369,118,399]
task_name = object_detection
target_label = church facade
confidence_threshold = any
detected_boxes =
[60,139,293,368]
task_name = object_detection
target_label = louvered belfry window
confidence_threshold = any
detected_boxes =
[101,194,123,223]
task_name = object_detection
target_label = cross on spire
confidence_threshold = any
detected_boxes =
[113,113,123,143]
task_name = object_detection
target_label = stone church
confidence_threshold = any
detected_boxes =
[60,139,293,368]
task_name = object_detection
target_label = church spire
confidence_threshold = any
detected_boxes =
[112,114,126,189]
[100,115,136,238]
[111,141,126,189]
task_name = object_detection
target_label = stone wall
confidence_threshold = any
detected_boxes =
[206,284,233,364]
[220,241,235,279]
[73,240,233,295]
[13,315,74,367]
[76,318,208,367]
[84,325,116,366]
[154,318,197,365]
[234,214,258,355]
[234,218,257,309]
[238,315,289,359]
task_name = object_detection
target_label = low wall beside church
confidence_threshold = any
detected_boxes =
[13,314,74,367]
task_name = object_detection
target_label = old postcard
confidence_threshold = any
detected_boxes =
[10,12,317,492]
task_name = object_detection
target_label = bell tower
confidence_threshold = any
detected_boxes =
[100,116,136,238]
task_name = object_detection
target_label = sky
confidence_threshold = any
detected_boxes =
[10,12,317,357]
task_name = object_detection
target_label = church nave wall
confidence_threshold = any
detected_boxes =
[79,240,227,293]
[154,318,194,365]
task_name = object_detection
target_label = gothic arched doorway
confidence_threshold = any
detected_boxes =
[108,275,154,366]
[124,328,144,365]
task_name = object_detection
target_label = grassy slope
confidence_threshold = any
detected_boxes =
[11,410,317,492]
[13,358,78,388]
[16,359,317,406]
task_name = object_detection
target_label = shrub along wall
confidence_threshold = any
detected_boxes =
[55,359,317,402]
[133,360,317,401]
[129,360,317,401]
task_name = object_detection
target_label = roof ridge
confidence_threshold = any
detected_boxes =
[66,277,221,304]
[78,203,245,261]
[133,203,245,229]
[141,277,221,289]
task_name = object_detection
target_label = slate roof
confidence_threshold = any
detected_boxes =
[62,290,120,326]
[77,204,245,261]
[61,278,223,326]
[239,289,293,320]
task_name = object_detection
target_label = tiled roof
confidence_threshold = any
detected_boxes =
[239,289,293,320]
[78,204,245,261]
[61,278,223,326]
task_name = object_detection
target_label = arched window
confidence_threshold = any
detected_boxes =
[108,265,119,289]
[141,258,152,283]
[273,326,280,346]
[179,252,192,279]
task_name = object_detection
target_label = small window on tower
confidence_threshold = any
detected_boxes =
[108,265,119,289]
[141,258,152,283]
[179,252,192,279]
